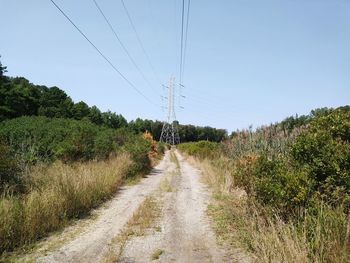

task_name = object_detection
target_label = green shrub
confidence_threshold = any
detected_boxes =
[178,141,221,159]
[94,129,117,160]
[291,107,350,210]
[54,122,97,162]
[156,141,166,154]
[177,106,350,262]
[253,155,313,215]
[0,116,118,163]
[122,135,151,177]
[0,142,21,192]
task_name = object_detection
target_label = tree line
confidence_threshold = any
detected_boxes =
[0,59,227,142]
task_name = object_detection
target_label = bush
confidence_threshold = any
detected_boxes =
[178,106,350,262]
[0,116,118,163]
[178,141,221,159]
[122,135,152,177]
[156,142,166,155]
[0,142,20,192]
[252,155,313,215]
[291,107,350,210]
[94,129,117,160]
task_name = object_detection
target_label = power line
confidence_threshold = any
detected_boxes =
[182,0,191,81]
[178,0,190,110]
[49,0,159,107]
[179,0,185,85]
[92,0,158,94]
[120,0,162,85]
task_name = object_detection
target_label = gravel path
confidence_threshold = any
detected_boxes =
[118,151,231,263]
[24,150,237,263]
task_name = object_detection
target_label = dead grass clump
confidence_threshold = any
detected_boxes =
[104,196,161,262]
[0,154,132,253]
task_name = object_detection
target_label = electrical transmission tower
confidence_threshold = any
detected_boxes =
[160,77,180,145]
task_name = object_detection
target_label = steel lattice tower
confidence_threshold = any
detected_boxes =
[160,77,180,145]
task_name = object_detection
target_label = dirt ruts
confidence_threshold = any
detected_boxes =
[118,151,230,263]
[22,150,234,263]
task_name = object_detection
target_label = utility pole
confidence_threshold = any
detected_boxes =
[160,77,180,145]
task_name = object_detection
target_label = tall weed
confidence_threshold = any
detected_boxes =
[0,154,132,252]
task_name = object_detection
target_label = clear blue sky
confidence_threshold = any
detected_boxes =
[1,0,349,132]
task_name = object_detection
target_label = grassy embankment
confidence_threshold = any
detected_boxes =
[0,116,165,256]
[178,107,350,263]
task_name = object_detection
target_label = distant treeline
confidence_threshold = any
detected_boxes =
[229,107,333,140]
[0,60,226,142]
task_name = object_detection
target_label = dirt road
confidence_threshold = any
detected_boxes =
[118,151,229,263]
[26,150,232,263]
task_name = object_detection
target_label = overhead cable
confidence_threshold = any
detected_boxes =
[92,0,158,93]
[120,0,162,85]
[49,0,159,107]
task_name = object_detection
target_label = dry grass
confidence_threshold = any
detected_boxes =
[159,152,181,193]
[158,151,181,193]
[125,196,161,236]
[243,208,309,263]
[169,150,180,170]
[187,156,236,196]
[102,196,161,263]
[0,154,133,254]
[151,248,164,260]
[208,199,310,263]
[159,177,172,192]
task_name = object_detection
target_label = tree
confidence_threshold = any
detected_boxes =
[0,57,7,77]
[38,86,74,118]
[89,105,103,125]
[72,101,90,120]
[102,111,127,129]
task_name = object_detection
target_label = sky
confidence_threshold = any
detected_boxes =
[1,0,349,132]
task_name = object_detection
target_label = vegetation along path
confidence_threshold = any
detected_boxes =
[18,150,233,263]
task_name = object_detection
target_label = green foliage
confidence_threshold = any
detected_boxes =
[229,107,350,214]
[71,101,90,120]
[0,116,117,163]
[93,129,117,160]
[37,86,74,118]
[0,58,7,77]
[178,106,350,262]
[178,141,221,159]
[88,105,103,125]
[179,124,227,143]
[0,142,20,192]
[101,110,128,129]
[280,114,309,134]
[129,119,227,143]
[252,155,313,215]
[0,60,128,130]
[291,107,350,209]
[180,106,350,216]
[121,135,152,177]
[0,59,225,143]
[156,141,166,155]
